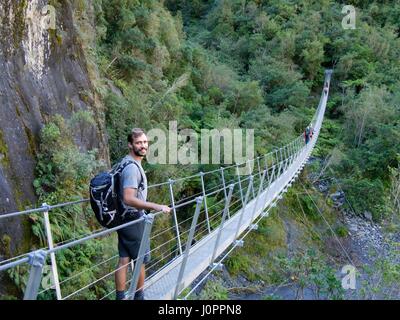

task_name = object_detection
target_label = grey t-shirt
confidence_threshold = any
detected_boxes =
[118,155,148,214]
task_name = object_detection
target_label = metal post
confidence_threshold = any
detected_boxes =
[211,184,234,263]
[200,172,211,234]
[24,250,47,300]
[234,176,254,240]
[174,197,203,299]
[168,180,183,254]
[268,164,276,187]
[250,170,267,223]
[248,160,255,199]
[251,177,256,200]
[283,146,288,171]
[284,145,288,161]
[290,142,294,164]
[264,163,270,190]
[256,157,262,181]
[282,145,288,172]
[236,164,244,207]
[278,148,283,177]
[220,167,230,218]
[264,153,269,171]
[299,137,303,154]
[42,203,62,300]
[127,214,154,300]
[291,141,296,163]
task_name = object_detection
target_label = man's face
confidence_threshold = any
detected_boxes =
[130,134,148,157]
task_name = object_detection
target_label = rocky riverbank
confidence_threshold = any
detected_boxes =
[192,158,399,300]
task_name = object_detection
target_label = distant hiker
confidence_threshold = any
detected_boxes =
[309,126,314,139]
[304,126,311,144]
[115,128,171,300]
[324,82,328,95]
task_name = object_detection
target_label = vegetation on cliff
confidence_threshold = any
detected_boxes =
[4,0,400,299]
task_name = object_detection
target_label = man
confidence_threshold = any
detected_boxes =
[304,126,310,144]
[115,128,171,300]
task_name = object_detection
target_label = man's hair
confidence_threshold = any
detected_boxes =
[128,128,146,144]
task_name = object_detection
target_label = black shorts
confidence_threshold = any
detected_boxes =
[117,216,151,264]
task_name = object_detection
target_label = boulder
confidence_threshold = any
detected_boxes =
[363,211,373,222]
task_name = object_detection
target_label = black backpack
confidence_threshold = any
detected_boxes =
[89,160,144,228]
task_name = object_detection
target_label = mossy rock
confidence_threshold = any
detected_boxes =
[0,129,10,166]
[1,235,12,257]
[335,225,349,237]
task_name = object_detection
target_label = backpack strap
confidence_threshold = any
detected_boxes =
[115,159,145,191]
[116,160,146,220]
[129,161,145,191]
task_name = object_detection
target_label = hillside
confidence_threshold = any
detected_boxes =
[0,0,399,300]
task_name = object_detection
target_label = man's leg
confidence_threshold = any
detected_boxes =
[115,257,130,299]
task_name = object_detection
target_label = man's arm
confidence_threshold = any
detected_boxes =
[123,188,171,213]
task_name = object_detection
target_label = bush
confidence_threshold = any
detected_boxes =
[277,249,344,300]
[24,114,114,300]
[198,278,228,300]
[343,178,385,221]
[335,226,349,238]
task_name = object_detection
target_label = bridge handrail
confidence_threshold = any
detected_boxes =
[0,138,304,220]
[0,69,332,300]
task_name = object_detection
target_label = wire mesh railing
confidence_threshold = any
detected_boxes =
[0,70,332,300]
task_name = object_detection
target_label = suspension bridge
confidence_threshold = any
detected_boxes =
[0,70,333,300]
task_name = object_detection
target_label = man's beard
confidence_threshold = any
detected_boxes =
[133,147,147,157]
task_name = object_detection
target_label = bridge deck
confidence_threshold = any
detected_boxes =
[144,74,328,299]
[0,71,331,301]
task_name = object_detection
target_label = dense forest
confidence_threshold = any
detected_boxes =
[1,0,399,300]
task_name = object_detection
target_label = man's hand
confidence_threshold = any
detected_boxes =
[155,204,171,214]
[124,188,172,213]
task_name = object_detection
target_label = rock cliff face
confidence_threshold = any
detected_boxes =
[0,0,109,255]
